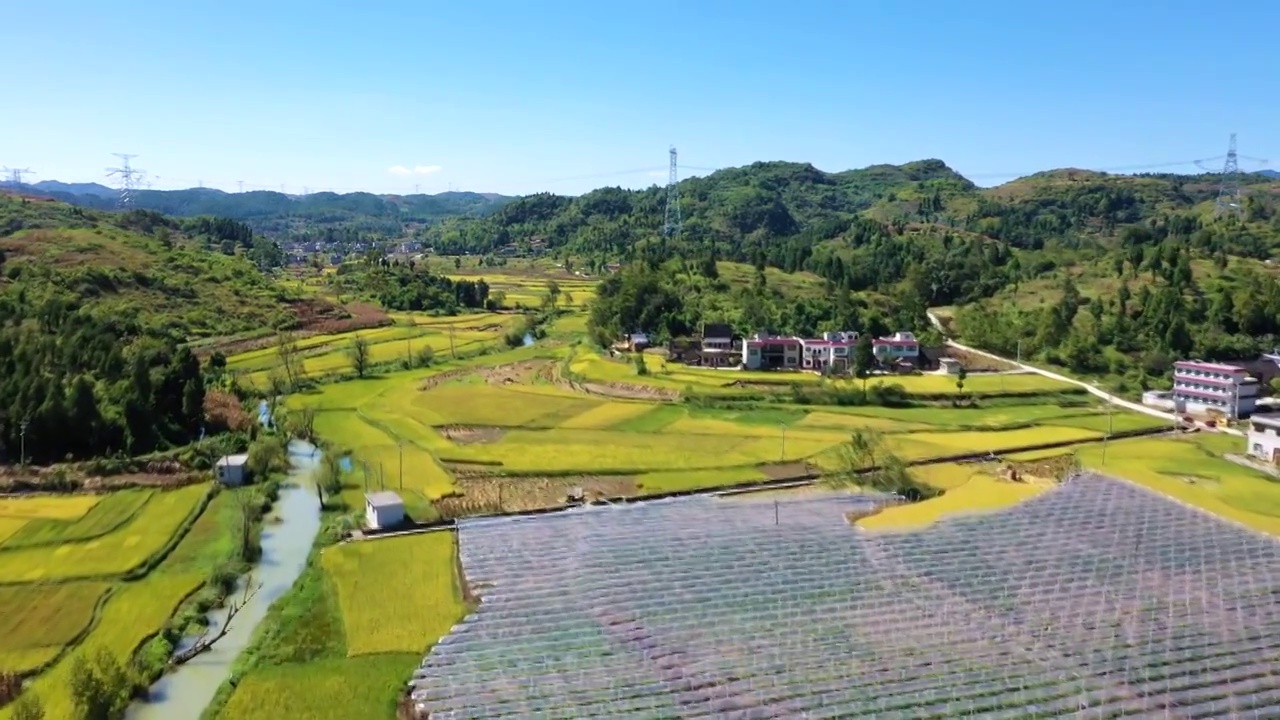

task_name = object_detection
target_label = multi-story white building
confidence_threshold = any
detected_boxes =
[873,331,920,364]
[1246,413,1280,465]
[1171,360,1258,419]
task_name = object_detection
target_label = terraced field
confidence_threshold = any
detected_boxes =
[0,483,256,720]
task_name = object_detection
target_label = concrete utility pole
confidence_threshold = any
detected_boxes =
[780,424,788,461]
[19,417,29,467]
[398,441,404,491]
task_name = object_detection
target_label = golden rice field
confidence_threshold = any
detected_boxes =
[0,483,207,583]
[321,532,469,656]
[856,472,1055,532]
[0,481,245,720]
[217,532,470,720]
[231,311,526,388]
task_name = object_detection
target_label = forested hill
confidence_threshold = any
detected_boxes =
[0,192,326,463]
[425,159,1280,270]
[6,183,515,238]
[573,160,1280,397]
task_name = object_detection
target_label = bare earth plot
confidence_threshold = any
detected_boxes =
[410,475,1280,719]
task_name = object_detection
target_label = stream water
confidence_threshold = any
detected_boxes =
[126,439,323,720]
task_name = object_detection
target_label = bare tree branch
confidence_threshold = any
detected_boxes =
[170,581,262,667]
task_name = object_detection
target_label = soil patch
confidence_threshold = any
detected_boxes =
[434,474,639,518]
[441,462,505,477]
[438,426,507,444]
[943,346,1015,372]
[200,299,392,357]
[480,360,551,386]
[570,380,679,401]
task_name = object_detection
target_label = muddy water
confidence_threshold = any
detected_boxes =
[126,439,323,720]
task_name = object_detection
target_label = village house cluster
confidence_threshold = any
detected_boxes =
[650,324,937,374]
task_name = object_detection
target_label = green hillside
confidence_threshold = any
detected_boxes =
[0,193,331,464]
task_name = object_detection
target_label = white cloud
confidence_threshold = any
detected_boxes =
[388,165,443,176]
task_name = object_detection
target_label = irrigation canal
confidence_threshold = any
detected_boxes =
[126,439,323,720]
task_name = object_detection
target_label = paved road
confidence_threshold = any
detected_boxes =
[923,312,1248,436]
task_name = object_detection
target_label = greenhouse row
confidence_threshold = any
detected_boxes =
[411,474,1280,719]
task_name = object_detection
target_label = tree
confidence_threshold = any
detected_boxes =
[10,692,44,720]
[545,280,562,311]
[349,335,371,378]
[246,434,286,481]
[633,351,649,376]
[69,650,131,720]
[826,430,935,501]
[276,332,302,391]
[955,365,968,403]
[853,334,876,392]
[172,580,262,667]
[317,453,344,507]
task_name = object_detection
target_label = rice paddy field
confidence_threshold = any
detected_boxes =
[279,331,1166,520]
[211,267,1280,720]
[0,483,255,720]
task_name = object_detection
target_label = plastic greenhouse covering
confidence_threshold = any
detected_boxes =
[410,474,1280,719]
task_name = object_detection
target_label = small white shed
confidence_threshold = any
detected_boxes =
[215,454,250,486]
[939,358,962,375]
[365,491,406,530]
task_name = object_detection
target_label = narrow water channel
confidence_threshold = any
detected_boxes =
[126,439,323,720]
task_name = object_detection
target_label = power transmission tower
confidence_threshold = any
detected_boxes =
[663,146,681,238]
[1,167,34,186]
[1214,133,1243,219]
[105,154,144,208]
[237,180,245,193]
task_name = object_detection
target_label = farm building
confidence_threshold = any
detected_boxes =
[1247,413,1280,464]
[215,454,250,486]
[365,491,406,530]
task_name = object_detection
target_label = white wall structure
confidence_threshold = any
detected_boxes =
[1171,360,1258,419]
[365,491,406,530]
[1247,414,1280,464]
[215,454,249,486]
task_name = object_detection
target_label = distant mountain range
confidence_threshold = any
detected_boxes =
[0,181,515,235]
[1258,169,1280,179]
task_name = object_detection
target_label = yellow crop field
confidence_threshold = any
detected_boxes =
[445,429,841,473]
[219,654,421,720]
[314,412,454,501]
[910,463,986,491]
[10,571,206,720]
[4,489,154,549]
[0,484,208,583]
[1078,436,1280,537]
[637,467,770,494]
[413,383,594,427]
[795,411,932,432]
[0,518,27,545]
[665,417,847,444]
[843,372,1073,395]
[321,532,468,656]
[0,494,102,521]
[858,474,1054,531]
[0,581,112,671]
[887,426,1102,461]
[557,401,655,429]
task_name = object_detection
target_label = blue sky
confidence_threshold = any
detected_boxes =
[3,0,1276,196]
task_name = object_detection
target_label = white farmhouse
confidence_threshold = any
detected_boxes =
[215,454,250,486]
[1246,413,1280,465]
[365,491,406,530]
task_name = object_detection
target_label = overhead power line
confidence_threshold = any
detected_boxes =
[1,167,34,186]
